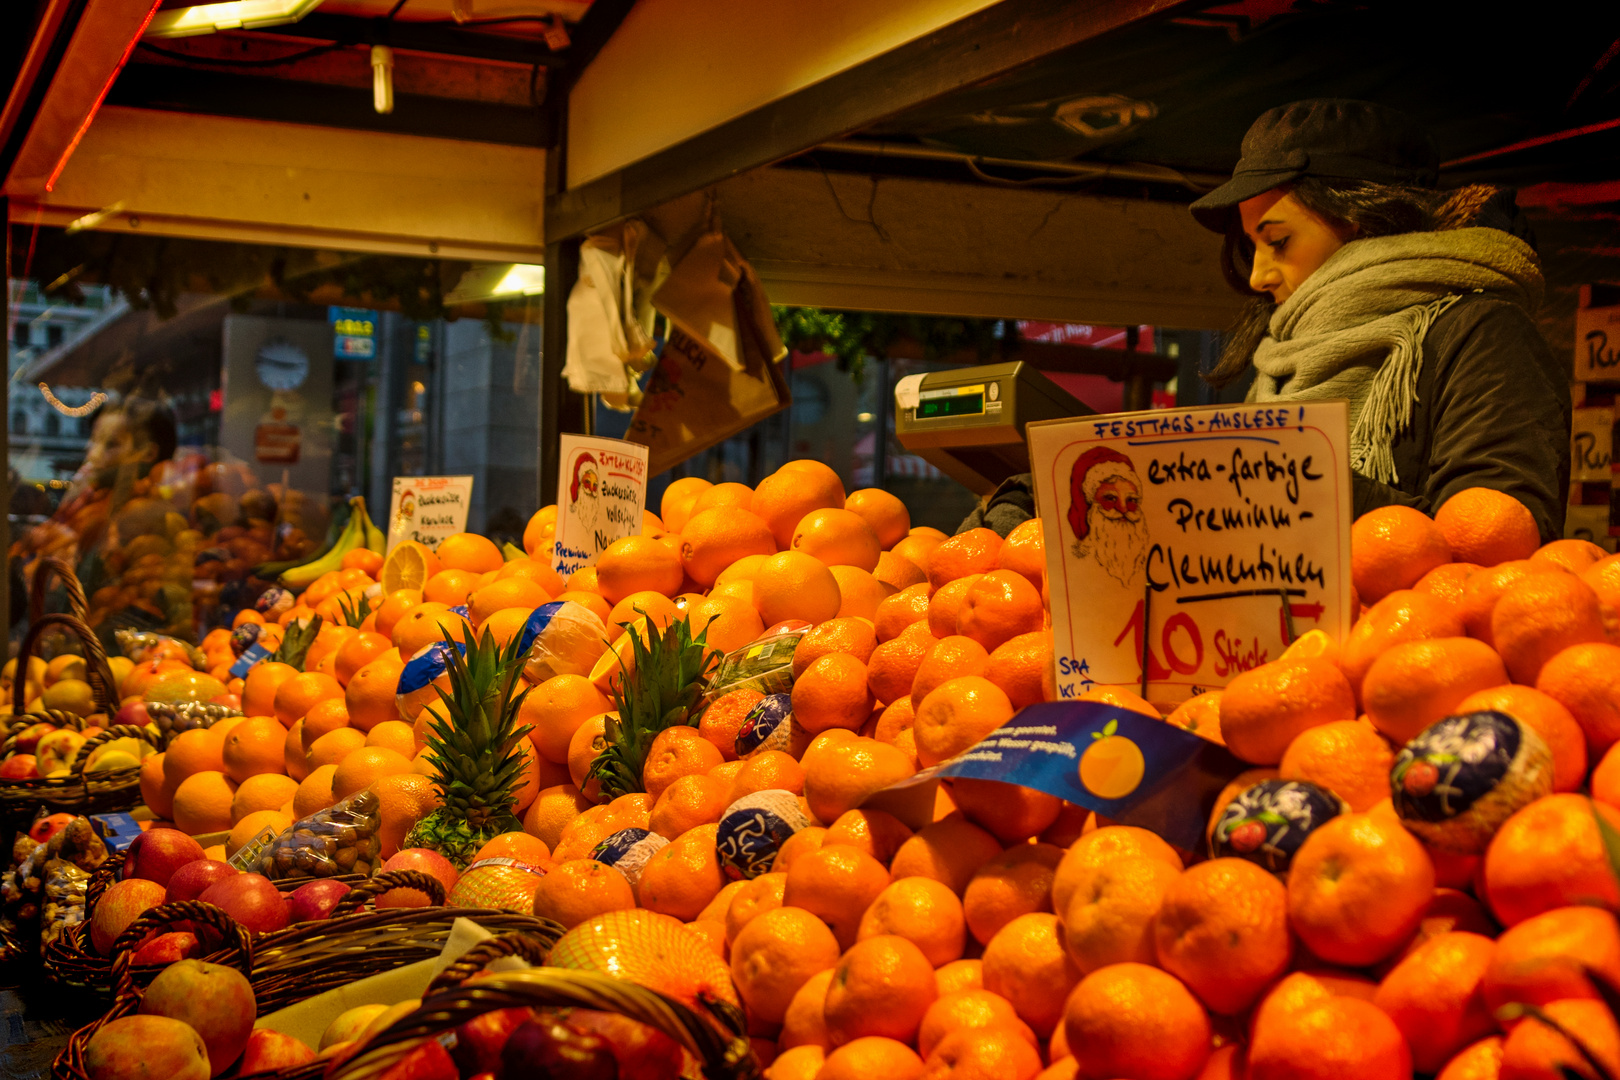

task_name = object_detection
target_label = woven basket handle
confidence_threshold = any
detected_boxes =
[83,849,129,911]
[13,612,117,715]
[330,869,446,916]
[426,931,556,995]
[110,900,253,997]
[29,554,90,625]
[0,710,87,758]
[68,724,161,777]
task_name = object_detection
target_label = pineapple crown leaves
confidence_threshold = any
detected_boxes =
[418,626,534,825]
[335,593,374,629]
[273,615,323,671]
[587,613,719,799]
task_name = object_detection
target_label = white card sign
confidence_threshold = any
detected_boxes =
[1576,304,1620,382]
[1028,401,1353,707]
[552,434,650,581]
[1573,407,1614,483]
[387,475,473,553]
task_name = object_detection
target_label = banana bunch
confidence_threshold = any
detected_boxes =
[278,496,384,591]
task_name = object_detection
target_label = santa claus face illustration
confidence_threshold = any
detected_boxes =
[1068,448,1149,588]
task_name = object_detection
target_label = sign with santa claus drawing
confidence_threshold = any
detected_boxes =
[552,434,650,581]
[1027,400,1352,707]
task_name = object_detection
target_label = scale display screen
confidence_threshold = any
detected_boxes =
[917,385,986,420]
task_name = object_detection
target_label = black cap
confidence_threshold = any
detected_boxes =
[1190,99,1439,232]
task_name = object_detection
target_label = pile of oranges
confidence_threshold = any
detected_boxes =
[104,462,1620,1080]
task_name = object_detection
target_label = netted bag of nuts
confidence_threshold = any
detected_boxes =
[256,790,381,880]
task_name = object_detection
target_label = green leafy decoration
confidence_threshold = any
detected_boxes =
[772,306,1015,384]
[271,615,322,671]
[1092,719,1119,741]
[335,593,374,629]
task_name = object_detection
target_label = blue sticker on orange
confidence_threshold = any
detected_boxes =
[882,700,1251,851]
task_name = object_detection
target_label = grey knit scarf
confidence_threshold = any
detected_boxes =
[1247,227,1544,484]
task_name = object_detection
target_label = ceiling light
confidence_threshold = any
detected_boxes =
[443,264,546,305]
[145,0,326,39]
[371,45,394,115]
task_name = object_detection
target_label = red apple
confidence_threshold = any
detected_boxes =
[13,721,56,753]
[84,1015,209,1080]
[130,931,199,966]
[28,812,74,842]
[125,829,207,887]
[112,701,151,729]
[235,1028,316,1074]
[287,879,351,923]
[197,873,289,934]
[377,849,458,908]
[374,1038,458,1080]
[449,1008,530,1077]
[140,960,256,1077]
[0,754,37,779]
[209,693,242,709]
[568,1010,685,1079]
[91,878,169,955]
[165,858,238,904]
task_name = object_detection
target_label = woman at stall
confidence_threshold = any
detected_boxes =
[1188,98,1569,541]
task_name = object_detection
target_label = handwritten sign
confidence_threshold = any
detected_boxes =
[387,475,473,553]
[552,435,650,581]
[1027,401,1352,707]
[1576,304,1620,382]
[1573,407,1614,483]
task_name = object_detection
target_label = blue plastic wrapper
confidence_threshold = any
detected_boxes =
[590,827,668,889]
[520,601,609,683]
[735,694,794,758]
[716,790,809,880]
[1209,778,1347,876]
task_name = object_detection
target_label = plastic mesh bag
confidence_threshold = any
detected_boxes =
[256,790,381,880]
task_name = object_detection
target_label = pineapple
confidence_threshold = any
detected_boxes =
[272,615,323,671]
[402,627,533,867]
[588,616,717,800]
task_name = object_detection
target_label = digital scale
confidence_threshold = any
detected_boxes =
[894,361,1092,494]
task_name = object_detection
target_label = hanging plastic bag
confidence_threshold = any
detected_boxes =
[256,790,382,880]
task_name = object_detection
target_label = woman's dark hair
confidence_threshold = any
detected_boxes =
[1203,178,1461,388]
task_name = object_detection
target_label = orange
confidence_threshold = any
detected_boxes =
[480,607,531,648]
[1438,1037,1504,1080]
[345,649,406,732]
[1531,537,1609,575]
[1459,560,1560,646]
[698,688,765,760]
[874,550,928,593]
[876,583,931,642]
[889,816,1003,896]
[1166,690,1225,745]
[1057,853,1181,974]
[691,481,757,517]
[330,631,392,688]
[801,736,914,824]
[714,555,769,588]
[520,674,611,765]
[1493,575,1609,685]
[1482,793,1620,927]
[1362,637,1508,743]
[1373,930,1497,1073]
[637,822,726,920]
[824,807,912,863]
[1538,642,1620,756]
[936,959,984,997]
[873,696,920,767]
[723,872,786,943]
[919,998,1036,1066]
[956,570,1045,654]
[605,590,679,642]
[790,622,878,683]
[473,831,551,866]
[292,764,337,817]
[163,727,226,792]
[241,661,297,718]
[531,859,637,928]
[221,716,290,783]
[996,518,1046,591]
[845,488,911,549]
[330,745,413,800]
[1153,858,1292,1015]
[641,726,724,802]
[782,843,891,950]
[792,653,876,734]
[751,467,845,550]
[823,932,938,1046]
[1248,996,1411,1080]
[365,719,417,760]
[949,778,1061,845]
[893,531,946,573]
[227,809,291,857]
[373,590,424,641]
[1458,684,1587,792]
[1498,998,1620,1080]
[230,772,299,824]
[984,631,1053,711]
[828,565,892,621]
[565,565,600,594]
[962,842,1061,946]
[754,551,842,627]
[381,541,443,594]
[912,636,991,706]
[980,912,1081,1040]
[1344,588,1466,696]
[1483,905,1620,1013]
[1219,658,1356,765]
[679,508,776,587]
[928,529,1003,593]
[434,532,503,574]
[910,675,1014,769]
[306,727,367,771]
[566,713,610,797]
[467,578,550,627]
[1436,488,1541,567]
[685,594,765,655]
[172,770,238,835]
[769,1045,826,1080]
[1352,504,1453,605]
[1584,553,1620,610]
[1247,968,1378,1038]
[421,568,476,606]
[659,477,712,534]
[1417,561,1483,608]
[594,535,684,604]
[1277,719,1394,811]
[551,803,627,862]
[272,671,342,727]
[391,601,464,657]
[729,905,842,1025]
[792,508,881,572]
[522,783,592,850]
[555,590,611,623]
[1287,812,1436,965]
[727,750,806,804]
[494,555,565,596]
[816,1037,923,1080]
[303,624,358,672]
[1052,824,1183,913]
[1063,962,1211,1080]
[370,771,441,858]
[868,624,936,705]
[857,876,965,967]
[927,575,982,639]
